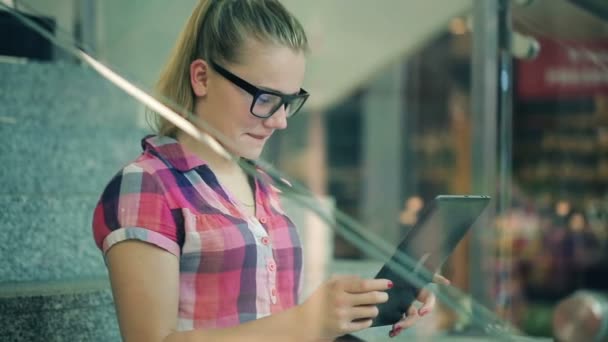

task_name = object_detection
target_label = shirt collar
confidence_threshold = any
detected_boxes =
[141,135,206,172]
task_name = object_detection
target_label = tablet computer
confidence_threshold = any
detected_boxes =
[372,195,490,327]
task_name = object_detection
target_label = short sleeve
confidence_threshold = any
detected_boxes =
[92,163,181,257]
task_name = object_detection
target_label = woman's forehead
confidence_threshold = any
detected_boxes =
[238,39,305,66]
[231,41,306,93]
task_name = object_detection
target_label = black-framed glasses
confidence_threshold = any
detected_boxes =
[210,61,309,119]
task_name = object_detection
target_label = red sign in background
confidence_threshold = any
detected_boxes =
[517,37,608,99]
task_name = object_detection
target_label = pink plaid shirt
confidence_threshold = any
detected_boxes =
[92,135,303,330]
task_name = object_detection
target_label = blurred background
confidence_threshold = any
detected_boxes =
[1,0,608,340]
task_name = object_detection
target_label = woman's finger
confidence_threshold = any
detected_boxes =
[416,288,436,316]
[433,273,451,285]
[349,291,389,306]
[343,278,393,294]
[349,305,380,321]
[390,306,419,337]
[346,318,374,334]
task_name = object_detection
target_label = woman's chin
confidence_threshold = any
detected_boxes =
[236,145,264,160]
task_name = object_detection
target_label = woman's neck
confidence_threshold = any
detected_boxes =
[176,131,240,174]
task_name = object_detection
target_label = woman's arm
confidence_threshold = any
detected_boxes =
[107,241,312,342]
[106,241,181,342]
[107,240,391,342]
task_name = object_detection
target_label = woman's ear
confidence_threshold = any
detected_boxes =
[190,59,209,97]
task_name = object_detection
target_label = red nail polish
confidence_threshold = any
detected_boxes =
[387,281,393,289]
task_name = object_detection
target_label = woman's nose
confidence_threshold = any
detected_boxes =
[264,105,288,130]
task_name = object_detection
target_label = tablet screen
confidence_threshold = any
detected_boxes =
[372,195,490,327]
[401,195,490,279]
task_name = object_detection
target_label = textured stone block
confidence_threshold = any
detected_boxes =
[0,194,108,282]
[0,280,120,341]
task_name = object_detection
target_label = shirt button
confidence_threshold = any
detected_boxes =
[259,217,268,224]
[261,236,270,245]
[267,260,276,272]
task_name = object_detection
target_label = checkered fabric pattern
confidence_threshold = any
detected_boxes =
[92,135,303,330]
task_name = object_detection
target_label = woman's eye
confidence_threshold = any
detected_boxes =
[258,95,271,103]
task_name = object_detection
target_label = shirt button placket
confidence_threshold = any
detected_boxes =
[267,258,277,304]
[267,259,276,273]
[270,287,277,304]
[258,216,272,248]
[261,236,270,246]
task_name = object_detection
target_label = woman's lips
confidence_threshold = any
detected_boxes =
[247,133,270,140]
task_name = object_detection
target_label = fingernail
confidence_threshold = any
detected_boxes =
[389,325,397,337]
[420,309,429,316]
[387,281,393,289]
[391,327,402,337]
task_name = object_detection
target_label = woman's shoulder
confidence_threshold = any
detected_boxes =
[124,150,170,177]
[115,135,178,178]
[103,143,176,196]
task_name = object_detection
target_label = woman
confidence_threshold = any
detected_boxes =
[92,0,443,340]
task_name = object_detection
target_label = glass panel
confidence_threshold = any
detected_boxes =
[505,0,608,340]
[1,0,579,340]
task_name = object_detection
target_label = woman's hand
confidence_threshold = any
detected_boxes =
[299,275,392,340]
[388,274,451,338]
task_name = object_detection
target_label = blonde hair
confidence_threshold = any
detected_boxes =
[152,0,309,137]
